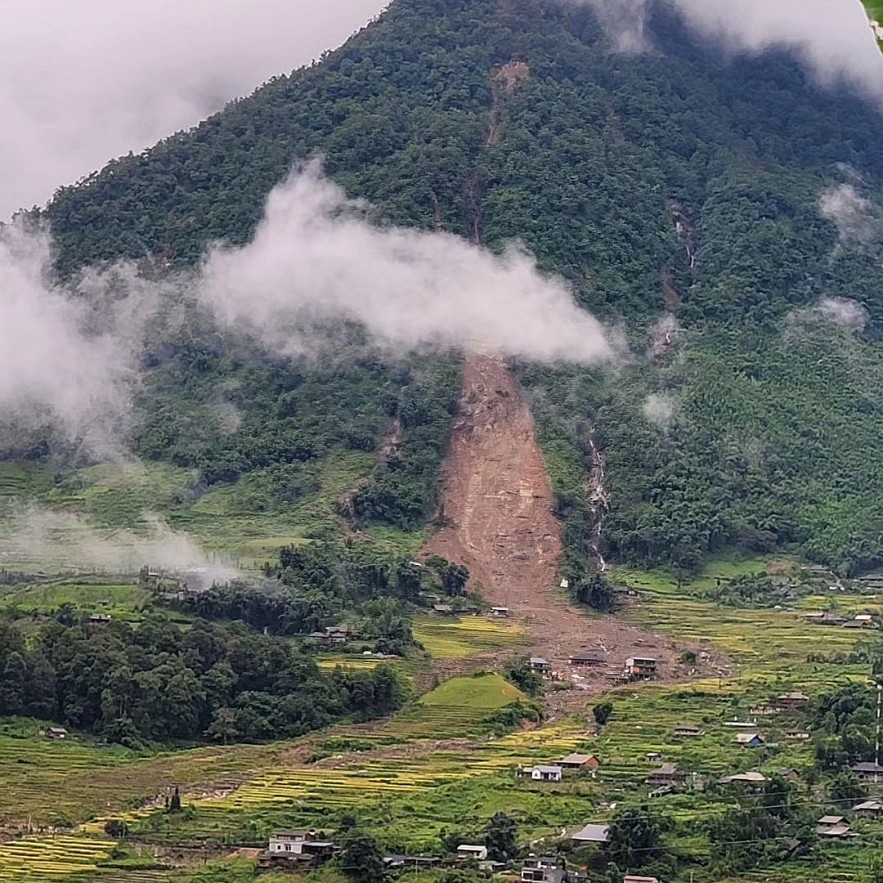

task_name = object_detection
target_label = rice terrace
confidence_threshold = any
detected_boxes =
[4,0,883,882]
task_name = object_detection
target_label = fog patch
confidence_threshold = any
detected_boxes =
[582,0,652,53]
[0,225,152,459]
[199,163,622,366]
[642,391,679,432]
[0,504,237,585]
[819,183,878,246]
[786,295,869,336]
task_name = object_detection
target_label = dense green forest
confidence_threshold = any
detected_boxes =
[33,0,883,575]
[0,614,407,745]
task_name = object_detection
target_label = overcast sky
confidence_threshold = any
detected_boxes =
[1,0,881,222]
[0,0,386,219]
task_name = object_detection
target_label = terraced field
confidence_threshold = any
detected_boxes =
[0,835,113,882]
[412,614,527,658]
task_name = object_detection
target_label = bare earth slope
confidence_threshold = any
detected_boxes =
[423,356,682,703]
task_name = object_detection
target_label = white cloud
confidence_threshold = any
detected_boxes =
[819,183,878,245]
[642,391,679,432]
[0,225,145,457]
[0,504,237,585]
[578,0,883,96]
[0,0,386,219]
[199,163,621,365]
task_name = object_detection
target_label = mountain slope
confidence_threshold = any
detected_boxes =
[32,0,883,576]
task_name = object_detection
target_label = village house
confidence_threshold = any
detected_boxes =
[559,753,600,772]
[851,762,883,781]
[522,855,566,883]
[853,799,883,818]
[625,657,657,679]
[259,831,337,870]
[518,764,563,783]
[721,771,767,787]
[457,845,488,861]
[530,657,552,674]
[88,613,112,625]
[45,727,68,740]
[672,724,703,738]
[774,692,809,711]
[803,611,846,626]
[568,652,603,667]
[785,730,811,741]
[310,625,351,645]
[383,855,442,872]
[723,719,760,728]
[570,823,609,844]
[815,816,856,840]
[645,762,684,785]
[735,732,765,748]
[645,752,662,763]
[489,606,510,618]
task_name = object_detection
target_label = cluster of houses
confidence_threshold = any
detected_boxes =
[524,655,659,684]
[258,831,658,881]
[308,625,351,646]
[516,753,601,783]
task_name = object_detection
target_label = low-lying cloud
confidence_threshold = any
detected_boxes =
[0,226,143,458]
[1,164,620,460]
[819,183,878,246]
[786,295,870,336]
[200,164,620,365]
[0,504,237,586]
[642,391,679,432]
[580,0,883,97]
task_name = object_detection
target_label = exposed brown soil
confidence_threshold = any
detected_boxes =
[422,356,691,713]
[487,61,530,147]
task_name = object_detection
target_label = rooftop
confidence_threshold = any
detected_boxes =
[571,823,609,843]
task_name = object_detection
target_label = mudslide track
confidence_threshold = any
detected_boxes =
[423,356,682,705]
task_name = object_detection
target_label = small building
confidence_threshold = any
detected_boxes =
[721,771,767,787]
[88,613,112,625]
[489,606,510,618]
[815,816,856,840]
[559,753,600,771]
[625,657,657,679]
[432,604,454,615]
[645,752,662,763]
[522,856,565,883]
[853,799,883,818]
[530,657,552,674]
[457,845,488,861]
[672,724,703,738]
[851,762,883,781]
[785,730,811,741]
[528,765,563,782]
[260,831,337,869]
[383,855,442,871]
[570,823,609,844]
[268,831,335,858]
[775,692,809,711]
[45,727,68,740]
[735,732,765,748]
[854,614,874,623]
[326,625,350,644]
[646,762,684,785]
[569,652,603,667]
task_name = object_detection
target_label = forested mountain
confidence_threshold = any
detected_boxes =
[36,0,883,575]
